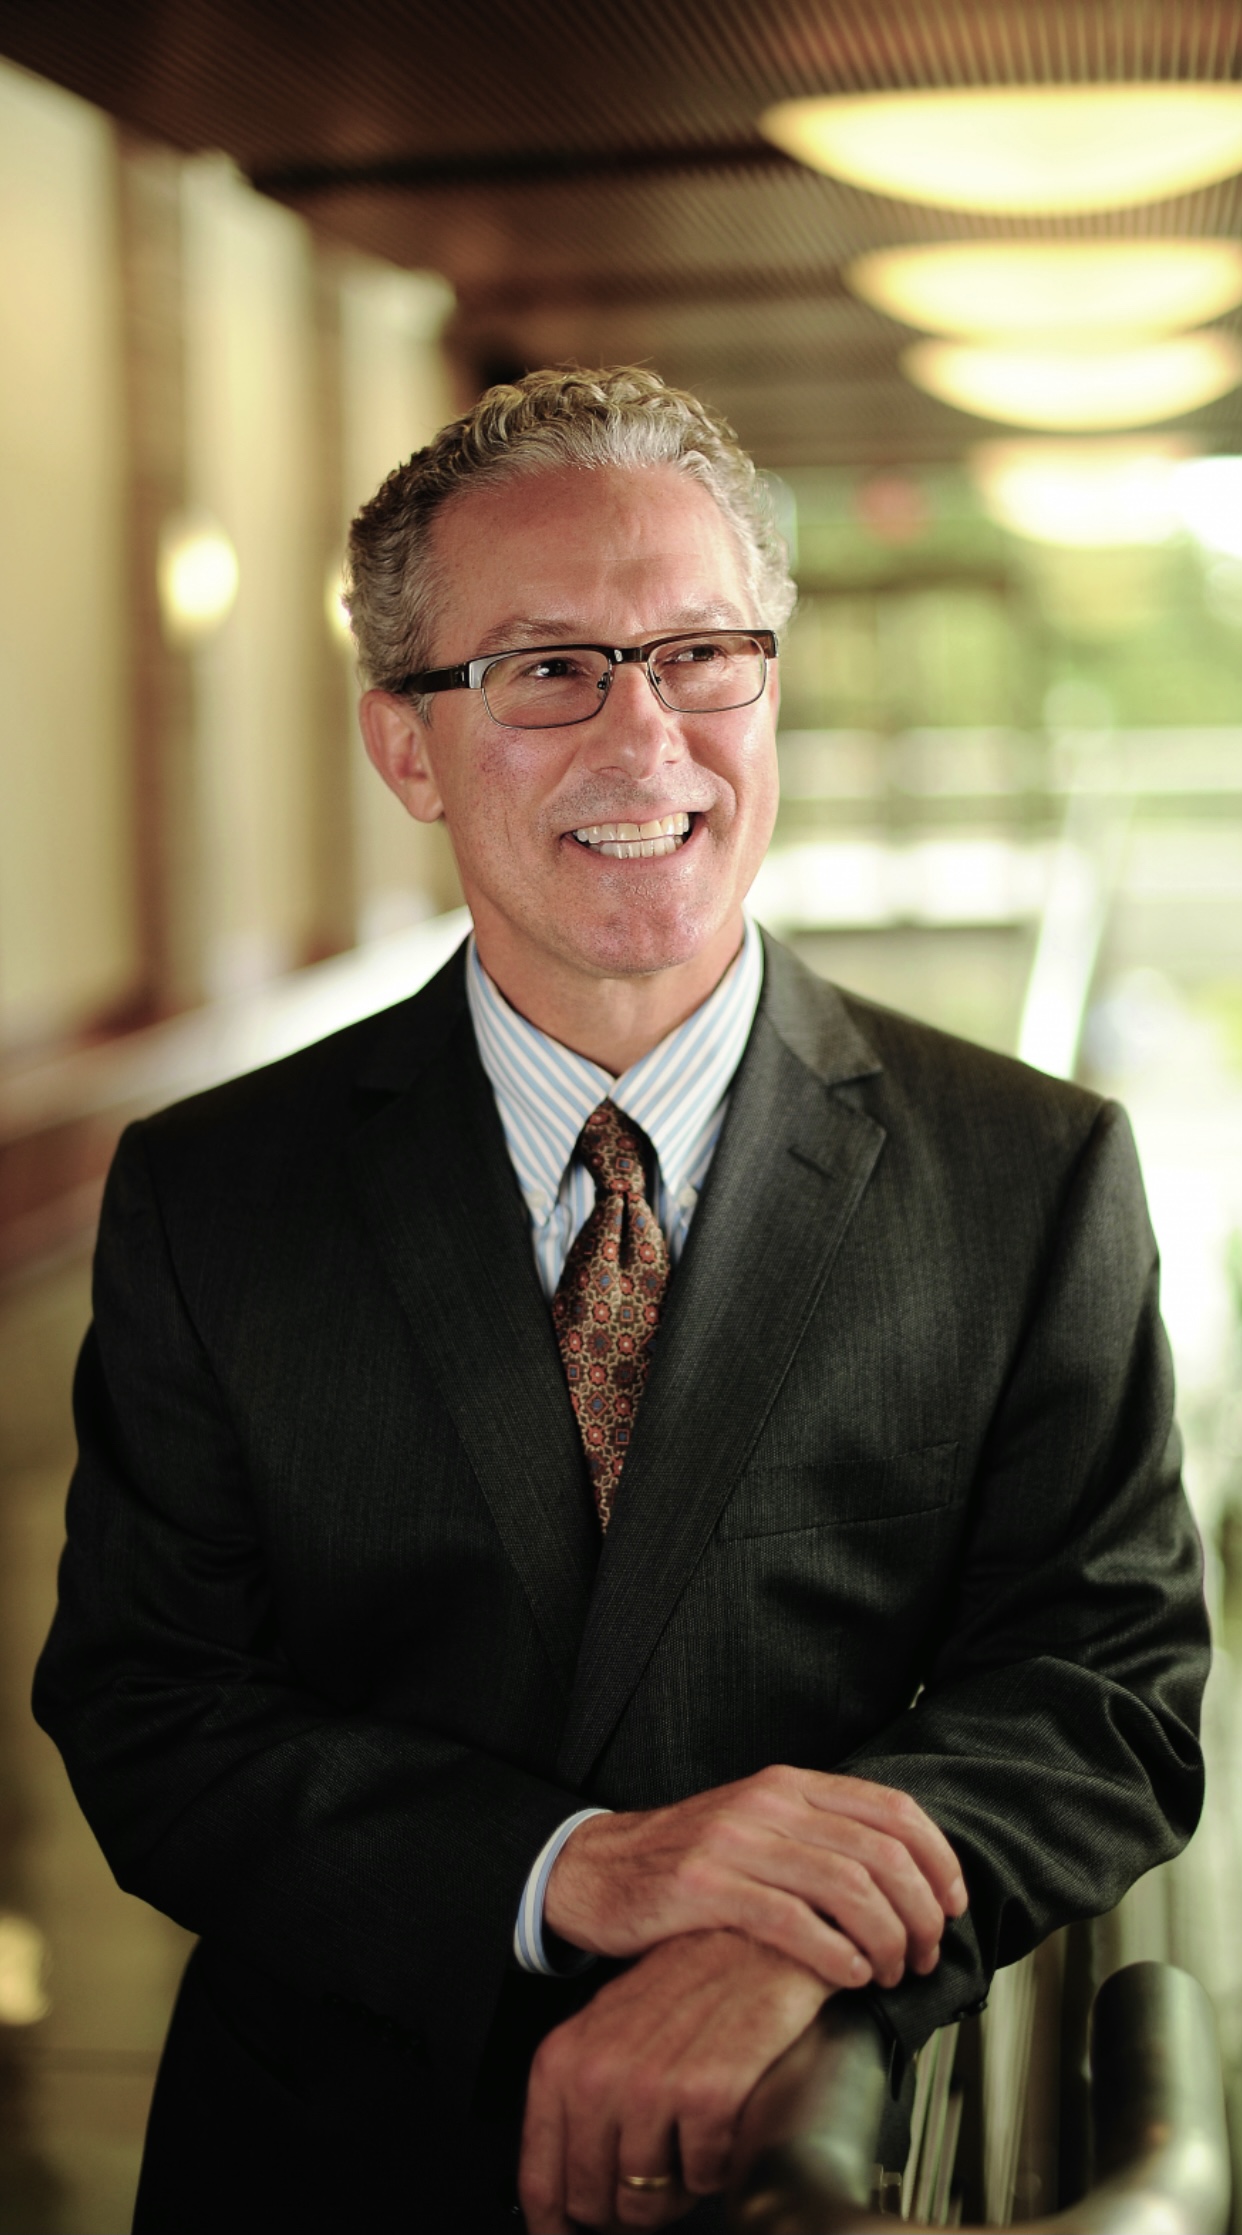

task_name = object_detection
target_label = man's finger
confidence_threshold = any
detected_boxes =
[518,2061,573,2235]
[669,1795,951,1982]
[673,2089,741,2201]
[679,1842,938,1992]
[613,2121,687,2229]
[727,1879,878,1989]
[766,1811,951,1976]
[781,1848,921,1991]
[562,2105,624,2235]
[797,1772,968,1913]
[613,2179,694,2231]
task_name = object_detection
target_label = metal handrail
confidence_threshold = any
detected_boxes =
[727,1961,1231,2233]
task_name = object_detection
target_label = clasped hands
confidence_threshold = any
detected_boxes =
[519,1765,967,2235]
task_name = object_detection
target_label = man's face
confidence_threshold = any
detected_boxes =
[395,463,779,1002]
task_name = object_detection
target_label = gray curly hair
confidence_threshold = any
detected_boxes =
[344,365,796,703]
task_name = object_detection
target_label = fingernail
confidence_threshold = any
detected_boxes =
[850,1953,871,1982]
[949,1877,967,1914]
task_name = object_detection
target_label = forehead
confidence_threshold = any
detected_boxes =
[427,462,752,653]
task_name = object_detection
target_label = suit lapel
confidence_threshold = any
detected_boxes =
[557,942,886,1785]
[348,963,598,1693]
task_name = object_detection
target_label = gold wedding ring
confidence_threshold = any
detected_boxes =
[619,2171,675,2191]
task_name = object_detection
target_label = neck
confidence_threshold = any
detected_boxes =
[474,918,745,1074]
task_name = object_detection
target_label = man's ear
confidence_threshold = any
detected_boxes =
[358,690,446,824]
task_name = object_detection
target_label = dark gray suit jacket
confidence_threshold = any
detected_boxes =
[33,934,1208,2197]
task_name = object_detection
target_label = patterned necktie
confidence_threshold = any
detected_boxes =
[552,1101,671,1531]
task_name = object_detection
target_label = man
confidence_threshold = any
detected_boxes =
[35,367,1208,2235]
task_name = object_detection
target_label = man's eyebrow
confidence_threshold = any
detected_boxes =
[469,602,749,655]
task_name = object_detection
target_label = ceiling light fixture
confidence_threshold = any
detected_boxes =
[904,332,1242,430]
[847,240,1242,342]
[761,86,1242,215]
[1173,455,1242,558]
[970,439,1191,546]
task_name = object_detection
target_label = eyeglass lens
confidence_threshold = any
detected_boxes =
[480,633,767,729]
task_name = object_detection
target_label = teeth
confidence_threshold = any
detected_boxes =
[599,835,680,857]
[572,812,691,856]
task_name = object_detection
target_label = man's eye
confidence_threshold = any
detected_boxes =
[526,655,587,681]
[663,638,728,667]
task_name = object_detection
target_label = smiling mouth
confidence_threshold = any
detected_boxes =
[571,812,693,859]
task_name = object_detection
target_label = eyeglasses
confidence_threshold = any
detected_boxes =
[394,629,778,730]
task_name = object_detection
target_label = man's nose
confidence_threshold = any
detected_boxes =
[577,662,683,775]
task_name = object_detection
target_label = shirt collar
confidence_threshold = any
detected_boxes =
[466,917,764,1211]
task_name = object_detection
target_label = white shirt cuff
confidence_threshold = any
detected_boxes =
[513,1807,613,1975]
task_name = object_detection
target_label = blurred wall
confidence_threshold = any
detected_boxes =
[182,156,324,997]
[338,260,458,943]
[0,57,462,1057]
[0,66,136,1047]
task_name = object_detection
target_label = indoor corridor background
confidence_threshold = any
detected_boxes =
[1,9,1242,2226]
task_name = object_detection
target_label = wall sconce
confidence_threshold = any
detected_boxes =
[158,512,239,645]
[325,561,354,649]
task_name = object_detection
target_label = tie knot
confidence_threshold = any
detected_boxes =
[579,1101,648,1198]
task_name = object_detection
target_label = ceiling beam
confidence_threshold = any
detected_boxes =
[451,270,858,315]
[252,138,795,198]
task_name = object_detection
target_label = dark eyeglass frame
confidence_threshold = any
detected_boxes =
[392,628,779,728]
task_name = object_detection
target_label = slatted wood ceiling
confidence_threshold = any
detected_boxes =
[2,0,1240,464]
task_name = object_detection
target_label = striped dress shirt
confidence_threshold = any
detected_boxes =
[466,913,763,1298]
[464,916,765,1973]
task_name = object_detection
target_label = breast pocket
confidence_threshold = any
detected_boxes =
[716,1441,961,1538]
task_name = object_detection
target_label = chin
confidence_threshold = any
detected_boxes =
[561,895,734,980]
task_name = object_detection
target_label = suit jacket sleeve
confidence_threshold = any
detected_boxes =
[850,1098,1207,2062]
[32,1118,586,2095]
